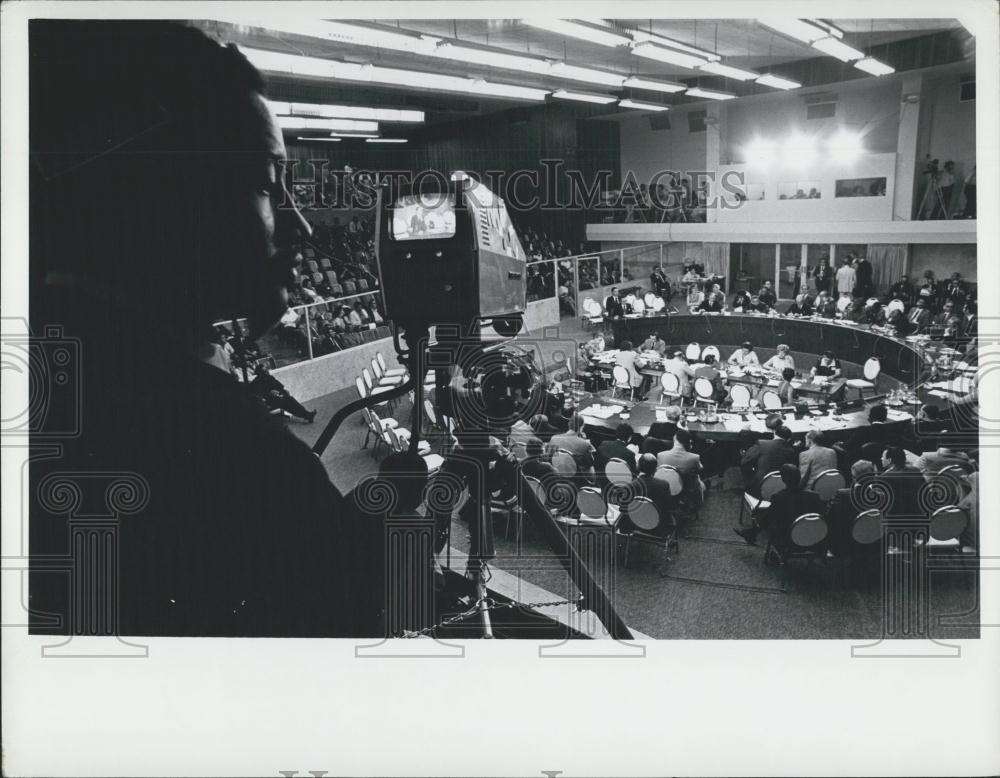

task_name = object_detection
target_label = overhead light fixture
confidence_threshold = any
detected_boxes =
[267,100,424,123]
[433,41,550,75]
[217,16,441,55]
[629,29,720,61]
[631,41,707,69]
[552,89,617,104]
[618,99,669,112]
[328,132,381,139]
[744,138,776,167]
[811,36,865,62]
[366,138,408,143]
[853,57,895,76]
[622,76,686,93]
[685,86,736,101]
[548,61,624,87]
[242,48,549,102]
[296,136,341,142]
[698,61,760,81]
[521,19,632,48]
[277,117,379,132]
[827,130,863,161]
[755,73,802,90]
[758,19,828,44]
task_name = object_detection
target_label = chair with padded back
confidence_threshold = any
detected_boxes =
[324,270,338,287]
[611,365,634,401]
[357,279,369,292]
[615,496,678,570]
[846,357,881,400]
[330,284,344,298]
[739,470,783,525]
[343,281,358,295]
[305,259,319,274]
[659,372,683,406]
[811,469,846,502]
[728,383,752,408]
[311,272,324,286]
[372,357,405,388]
[303,247,315,259]
[685,342,701,361]
[355,376,389,411]
[575,487,616,527]
[759,389,782,410]
[318,256,332,270]
[701,345,721,362]
[377,352,407,378]
[692,377,715,407]
[766,512,829,566]
[551,449,577,477]
[604,458,633,487]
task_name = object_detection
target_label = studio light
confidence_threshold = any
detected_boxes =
[552,89,618,104]
[618,99,670,112]
[521,19,632,48]
[828,130,863,161]
[744,138,776,167]
[854,57,895,76]
[783,133,816,164]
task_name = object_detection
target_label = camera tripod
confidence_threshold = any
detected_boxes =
[917,174,952,220]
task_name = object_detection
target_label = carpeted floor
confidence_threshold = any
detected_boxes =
[287,316,980,640]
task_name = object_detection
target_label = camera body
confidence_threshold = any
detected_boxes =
[1,323,80,438]
[923,156,940,178]
[374,174,527,332]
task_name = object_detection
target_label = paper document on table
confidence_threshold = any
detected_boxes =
[783,418,813,433]
[580,404,624,419]
[718,413,746,433]
[887,410,913,422]
[747,417,768,433]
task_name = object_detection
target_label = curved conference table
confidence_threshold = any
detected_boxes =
[607,312,930,384]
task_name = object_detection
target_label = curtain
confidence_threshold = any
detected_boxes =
[702,242,729,278]
[868,244,907,292]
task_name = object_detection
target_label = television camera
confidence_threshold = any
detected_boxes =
[310,172,631,640]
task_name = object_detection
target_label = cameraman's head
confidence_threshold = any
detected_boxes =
[33,21,311,346]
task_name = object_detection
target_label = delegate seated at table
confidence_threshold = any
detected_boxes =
[810,351,842,380]
[762,344,795,373]
[662,350,696,396]
[775,367,797,405]
[728,342,760,369]
[638,332,667,355]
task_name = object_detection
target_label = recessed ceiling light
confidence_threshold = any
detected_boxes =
[618,99,670,112]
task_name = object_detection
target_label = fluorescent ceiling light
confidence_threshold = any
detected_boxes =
[522,19,632,47]
[631,41,707,69]
[548,61,624,87]
[329,132,381,139]
[268,101,424,123]
[758,19,828,44]
[618,99,670,112]
[811,36,865,62]
[434,42,550,75]
[296,136,341,142]
[242,48,549,102]
[218,16,440,54]
[853,57,895,76]
[628,29,720,61]
[622,76,686,93]
[552,89,617,104]
[685,86,736,101]
[366,138,408,143]
[755,73,802,90]
[699,61,760,81]
[277,116,378,132]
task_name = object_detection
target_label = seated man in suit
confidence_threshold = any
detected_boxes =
[656,429,705,507]
[638,332,667,355]
[845,404,902,460]
[810,351,842,380]
[626,454,677,537]
[799,430,838,488]
[596,422,638,475]
[734,464,823,549]
[914,445,973,477]
[785,294,813,317]
[731,289,752,311]
[662,350,696,398]
[888,275,914,307]
[826,460,879,557]
[885,308,916,337]
[694,354,726,402]
[740,425,797,496]
[522,437,558,483]
[813,291,838,318]
[547,414,598,483]
[930,300,957,329]
[877,446,924,519]
[648,404,682,443]
[906,298,931,332]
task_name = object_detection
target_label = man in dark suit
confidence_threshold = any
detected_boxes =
[889,275,915,306]
[628,454,677,537]
[877,446,925,519]
[547,414,598,482]
[854,256,874,298]
[846,404,906,461]
[640,435,673,456]
[906,298,931,331]
[648,405,681,443]
[734,464,823,549]
[741,425,797,496]
[522,437,559,484]
[596,422,637,475]
[604,286,625,318]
